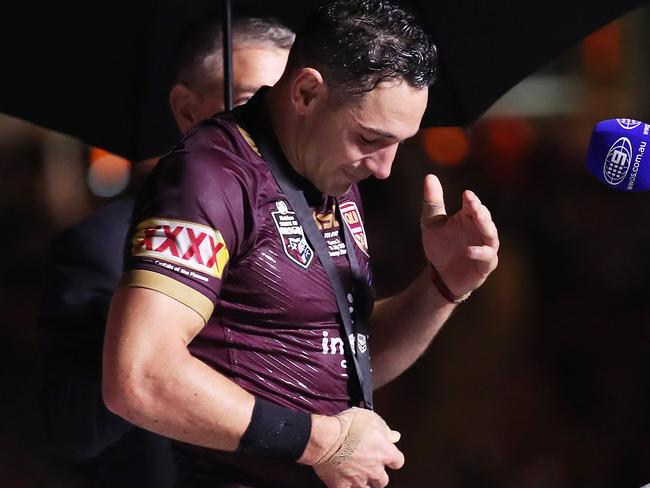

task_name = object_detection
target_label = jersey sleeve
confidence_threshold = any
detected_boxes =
[122,125,253,322]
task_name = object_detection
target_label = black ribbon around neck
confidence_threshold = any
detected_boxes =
[238,98,373,409]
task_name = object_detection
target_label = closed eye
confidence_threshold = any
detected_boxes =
[359,135,381,145]
[234,95,253,107]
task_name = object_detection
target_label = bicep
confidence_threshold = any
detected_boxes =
[104,286,205,380]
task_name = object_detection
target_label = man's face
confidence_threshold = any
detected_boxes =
[194,44,290,121]
[297,81,428,196]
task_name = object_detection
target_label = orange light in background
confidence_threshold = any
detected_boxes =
[474,118,535,185]
[581,21,621,80]
[87,147,131,197]
[421,127,470,167]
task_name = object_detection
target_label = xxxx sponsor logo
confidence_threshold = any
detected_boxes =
[339,201,368,256]
[131,218,229,278]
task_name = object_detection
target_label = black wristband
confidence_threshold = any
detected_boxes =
[237,398,312,461]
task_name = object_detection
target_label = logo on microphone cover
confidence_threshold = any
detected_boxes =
[603,137,632,185]
[616,118,642,130]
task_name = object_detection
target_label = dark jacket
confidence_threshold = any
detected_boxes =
[38,197,175,487]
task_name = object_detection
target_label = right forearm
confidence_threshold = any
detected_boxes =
[104,350,255,452]
[103,286,258,452]
[104,349,348,467]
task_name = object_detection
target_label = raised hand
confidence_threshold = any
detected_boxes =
[420,174,499,300]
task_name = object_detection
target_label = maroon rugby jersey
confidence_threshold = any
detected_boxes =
[122,94,373,487]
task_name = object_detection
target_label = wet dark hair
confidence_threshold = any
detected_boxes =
[286,0,438,98]
[175,17,295,88]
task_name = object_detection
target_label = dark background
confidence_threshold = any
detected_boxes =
[1,6,649,487]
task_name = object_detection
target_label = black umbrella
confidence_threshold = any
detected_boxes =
[1,0,647,161]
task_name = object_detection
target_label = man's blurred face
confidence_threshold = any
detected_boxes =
[297,81,428,196]
[193,44,289,121]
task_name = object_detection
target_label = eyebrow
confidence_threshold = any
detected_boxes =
[358,124,398,140]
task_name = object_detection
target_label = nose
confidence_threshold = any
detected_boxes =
[362,144,399,180]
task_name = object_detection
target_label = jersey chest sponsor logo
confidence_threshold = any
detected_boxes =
[339,201,369,256]
[271,201,314,269]
[321,331,369,376]
[131,218,229,278]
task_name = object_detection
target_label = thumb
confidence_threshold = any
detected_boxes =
[422,174,446,222]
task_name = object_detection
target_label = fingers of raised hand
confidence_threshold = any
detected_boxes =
[467,246,499,275]
[462,191,499,250]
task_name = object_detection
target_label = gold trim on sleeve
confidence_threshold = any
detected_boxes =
[121,270,214,322]
[237,125,261,156]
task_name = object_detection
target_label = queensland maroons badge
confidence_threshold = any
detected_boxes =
[271,200,314,269]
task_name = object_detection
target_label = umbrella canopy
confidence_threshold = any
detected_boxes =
[1,0,647,161]
[416,0,649,125]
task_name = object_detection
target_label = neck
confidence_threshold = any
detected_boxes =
[265,81,305,178]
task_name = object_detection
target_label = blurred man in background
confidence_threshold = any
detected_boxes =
[38,16,294,488]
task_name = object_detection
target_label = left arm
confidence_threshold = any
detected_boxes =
[370,175,499,388]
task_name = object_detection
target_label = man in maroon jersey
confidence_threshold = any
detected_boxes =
[103,1,500,487]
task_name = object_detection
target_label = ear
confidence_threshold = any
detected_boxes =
[169,83,200,134]
[290,68,325,115]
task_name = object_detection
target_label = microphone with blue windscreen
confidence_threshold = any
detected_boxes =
[586,118,649,192]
